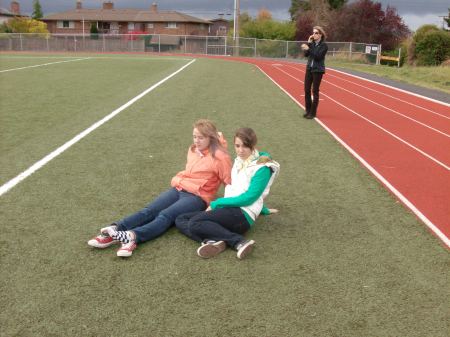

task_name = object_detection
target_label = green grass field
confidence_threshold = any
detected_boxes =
[0,54,449,337]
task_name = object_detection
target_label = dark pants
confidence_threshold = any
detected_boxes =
[304,70,324,117]
[116,188,206,243]
[175,208,250,248]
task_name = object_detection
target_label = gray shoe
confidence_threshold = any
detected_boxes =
[235,240,255,259]
[197,241,226,258]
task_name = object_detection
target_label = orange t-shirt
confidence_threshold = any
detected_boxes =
[171,147,232,204]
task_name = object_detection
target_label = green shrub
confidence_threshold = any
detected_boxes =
[415,30,450,66]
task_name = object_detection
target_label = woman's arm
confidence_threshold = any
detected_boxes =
[211,166,271,209]
[309,43,328,61]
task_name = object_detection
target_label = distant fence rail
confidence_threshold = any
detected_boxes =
[0,33,382,64]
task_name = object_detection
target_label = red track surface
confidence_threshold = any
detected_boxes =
[241,58,450,248]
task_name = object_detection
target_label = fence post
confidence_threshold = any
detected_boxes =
[184,35,187,53]
[254,38,257,57]
[46,35,49,51]
[224,36,227,56]
[102,34,105,52]
[286,41,289,58]
[377,44,382,65]
[397,48,401,68]
[19,33,23,51]
[206,36,208,55]
[349,42,352,60]
[158,34,160,53]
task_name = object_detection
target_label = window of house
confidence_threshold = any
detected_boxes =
[128,22,135,30]
[147,23,154,29]
[166,22,177,29]
[57,21,74,29]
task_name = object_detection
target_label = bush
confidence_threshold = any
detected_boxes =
[415,30,450,66]
[90,23,99,39]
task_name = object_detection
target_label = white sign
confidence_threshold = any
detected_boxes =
[365,46,371,54]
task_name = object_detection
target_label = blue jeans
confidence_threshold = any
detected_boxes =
[116,188,206,243]
[175,208,250,248]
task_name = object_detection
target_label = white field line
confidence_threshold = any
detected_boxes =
[273,65,450,171]
[254,63,450,249]
[0,57,91,73]
[325,70,450,120]
[0,58,196,196]
[282,64,450,138]
[329,67,450,108]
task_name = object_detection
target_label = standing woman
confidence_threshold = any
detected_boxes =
[301,26,328,119]
[176,127,280,260]
[87,119,232,257]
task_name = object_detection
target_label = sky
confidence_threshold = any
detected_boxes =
[0,0,448,31]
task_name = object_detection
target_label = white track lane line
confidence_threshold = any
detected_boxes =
[0,57,91,73]
[325,70,450,120]
[254,63,450,248]
[329,67,450,108]
[281,64,450,138]
[273,65,450,170]
[0,59,196,196]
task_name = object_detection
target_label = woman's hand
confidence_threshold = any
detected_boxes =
[301,43,309,51]
[268,208,279,214]
[308,35,314,42]
[205,206,212,211]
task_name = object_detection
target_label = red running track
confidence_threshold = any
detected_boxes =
[241,58,450,248]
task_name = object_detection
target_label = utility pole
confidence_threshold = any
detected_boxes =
[233,0,240,55]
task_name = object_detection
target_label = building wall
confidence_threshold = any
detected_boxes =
[44,20,210,36]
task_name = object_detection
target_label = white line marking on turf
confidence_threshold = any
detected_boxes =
[0,57,91,73]
[255,63,450,249]
[283,64,450,138]
[273,65,450,170]
[0,58,196,196]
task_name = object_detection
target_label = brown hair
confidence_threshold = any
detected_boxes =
[234,127,258,150]
[191,119,224,157]
[313,26,327,41]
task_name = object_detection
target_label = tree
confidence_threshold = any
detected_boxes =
[444,8,449,30]
[289,0,311,21]
[330,0,409,49]
[413,25,450,65]
[290,0,347,20]
[257,8,272,21]
[239,10,296,40]
[3,17,48,33]
[32,0,43,20]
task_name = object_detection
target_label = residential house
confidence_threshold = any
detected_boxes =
[0,1,29,25]
[209,18,230,36]
[42,1,211,36]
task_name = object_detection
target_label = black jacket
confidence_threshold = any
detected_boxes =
[304,40,328,73]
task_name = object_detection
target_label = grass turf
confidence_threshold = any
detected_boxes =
[0,55,449,337]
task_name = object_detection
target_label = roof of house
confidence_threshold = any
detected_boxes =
[0,7,28,17]
[42,9,211,24]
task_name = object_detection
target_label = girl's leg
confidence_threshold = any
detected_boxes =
[304,70,313,115]
[311,72,324,117]
[131,191,206,243]
[187,208,250,248]
[116,188,180,231]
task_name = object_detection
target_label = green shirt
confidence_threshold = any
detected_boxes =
[210,166,272,225]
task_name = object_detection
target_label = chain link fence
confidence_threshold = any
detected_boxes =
[0,33,382,64]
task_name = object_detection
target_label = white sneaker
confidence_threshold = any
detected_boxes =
[87,234,118,248]
[117,241,137,257]
[236,240,255,259]
[197,241,227,258]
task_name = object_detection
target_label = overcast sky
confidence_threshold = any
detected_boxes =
[1,0,448,31]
